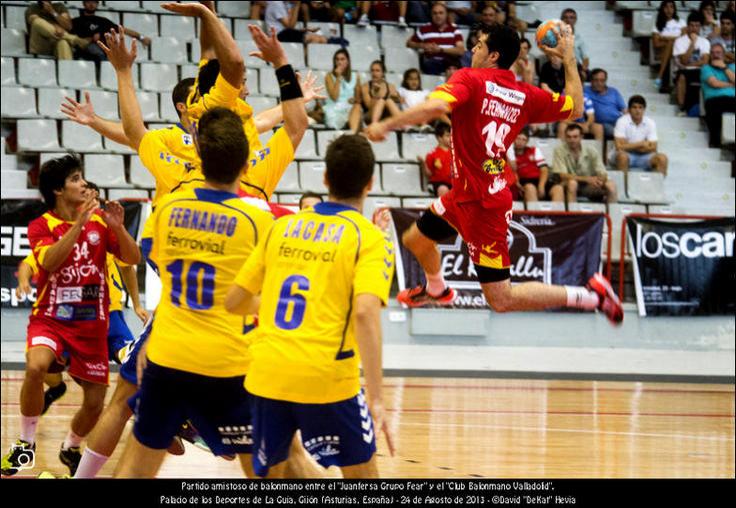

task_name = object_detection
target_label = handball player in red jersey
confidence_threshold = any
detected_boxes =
[365,22,623,324]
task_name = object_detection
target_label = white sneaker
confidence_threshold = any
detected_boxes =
[357,13,369,27]
[398,16,407,28]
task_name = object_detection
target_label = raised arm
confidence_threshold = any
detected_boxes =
[253,71,326,133]
[99,27,148,151]
[119,264,149,323]
[103,201,141,266]
[61,91,132,147]
[364,98,450,141]
[540,23,584,119]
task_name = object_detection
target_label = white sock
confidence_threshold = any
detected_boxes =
[399,16,406,23]
[425,271,447,297]
[73,448,109,479]
[565,286,600,310]
[20,415,39,445]
[62,430,84,450]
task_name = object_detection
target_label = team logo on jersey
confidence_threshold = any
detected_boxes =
[482,158,505,175]
[304,436,341,462]
[487,176,507,195]
[182,133,193,146]
[218,425,253,446]
[485,82,526,106]
[87,230,100,245]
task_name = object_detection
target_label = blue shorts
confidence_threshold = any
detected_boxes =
[107,310,134,363]
[251,390,376,477]
[608,150,655,170]
[119,312,154,386]
[132,360,252,455]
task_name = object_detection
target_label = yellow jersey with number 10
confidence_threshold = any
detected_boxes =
[236,202,395,404]
[145,187,274,377]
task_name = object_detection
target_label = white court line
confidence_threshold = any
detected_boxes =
[397,421,736,443]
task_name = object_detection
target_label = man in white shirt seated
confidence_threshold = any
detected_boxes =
[608,95,668,177]
[672,11,711,114]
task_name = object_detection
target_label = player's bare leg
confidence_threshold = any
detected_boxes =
[259,461,288,479]
[21,347,56,417]
[397,223,455,307]
[42,372,68,415]
[283,432,329,478]
[73,377,136,477]
[238,453,256,478]
[59,380,107,475]
[340,455,379,479]
[113,435,167,478]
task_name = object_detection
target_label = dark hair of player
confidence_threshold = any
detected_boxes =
[325,134,375,200]
[172,77,196,111]
[39,154,83,209]
[298,191,324,209]
[476,22,521,70]
[197,107,249,185]
[628,95,647,109]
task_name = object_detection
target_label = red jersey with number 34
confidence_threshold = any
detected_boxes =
[429,68,574,204]
[27,210,121,336]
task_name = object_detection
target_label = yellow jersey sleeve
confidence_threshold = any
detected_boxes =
[22,253,39,276]
[187,72,242,120]
[139,129,193,207]
[106,253,124,312]
[354,228,394,306]
[240,127,294,200]
[233,226,269,296]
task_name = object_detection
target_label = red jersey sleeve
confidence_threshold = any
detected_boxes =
[526,85,575,123]
[27,216,56,267]
[428,68,473,110]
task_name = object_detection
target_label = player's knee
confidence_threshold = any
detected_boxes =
[25,362,48,383]
[566,179,578,193]
[487,296,513,313]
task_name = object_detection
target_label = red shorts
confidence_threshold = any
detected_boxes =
[431,188,513,270]
[26,315,109,385]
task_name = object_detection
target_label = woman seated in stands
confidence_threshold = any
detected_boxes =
[361,60,401,126]
[652,0,686,91]
[323,48,362,132]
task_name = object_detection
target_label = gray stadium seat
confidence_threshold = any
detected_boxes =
[84,154,131,187]
[420,73,443,91]
[307,44,343,71]
[129,155,156,189]
[567,202,607,214]
[37,87,75,119]
[526,201,566,212]
[181,62,199,80]
[18,58,56,87]
[299,161,328,193]
[4,6,27,33]
[401,132,433,161]
[137,90,160,121]
[105,1,142,11]
[282,42,305,70]
[512,201,525,211]
[402,197,434,209]
[100,62,139,91]
[1,170,27,189]
[17,119,62,151]
[294,130,318,159]
[350,45,381,73]
[1,57,16,85]
[343,24,379,48]
[627,172,668,204]
[384,48,420,74]
[140,63,178,92]
[233,19,251,40]
[190,42,201,63]
[607,203,647,261]
[259,69,278,97]
[247,95,277,112]
[62,121,104,152]
[217,1,251,18]
[86,90,119,120]
[58,60,97,89]
[39,152,70,166]
[1,29,27,56]
[245,67,259,94]
[278,194,303,206]
[151,37,188,64]
[158,92,177,122]
[122,12,158,37]
[237,40,267,69]
[104,137,136,155]
[108,188,149,200]
[316,129,351,156]
[380,25,411,50]
[369,132,401,161]
[722,114,735,145]
[606,170,627,202]
[1,137,18,169]
[141,1,170,13]
[363,196,401,220]
[1,86,38,118]
[275,162,301,193]
[381,163,423,195]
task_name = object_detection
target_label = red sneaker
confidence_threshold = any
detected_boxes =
[587,273,624,325]
[397,285,456,308]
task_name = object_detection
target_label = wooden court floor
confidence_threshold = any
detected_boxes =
[1,372,734,478]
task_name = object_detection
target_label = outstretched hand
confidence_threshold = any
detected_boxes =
[61,91,96,125]
[101,200,125,230]
[160,2,209,17]
[248,25,288,68]
[98,26,137,71]
[298,70,326,103]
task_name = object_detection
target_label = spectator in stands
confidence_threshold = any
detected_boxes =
[419,122,453,197]
[511,37,535,84]
[700,42,736,147]
[507,128,554,203]
[361,60,401,125]
[553,124,617,204]
[398,68,430,110]
[301,1,337,23]
[673,11,710,115]
[561,8,590,80]
[710,11,735,63]
[698,0,720,39]
[556,95,603,141]
[406,3,465,75]
[539,55,565,93]
[357,1,407,27]
[609,95,668,177]
[265,1,328,44]
[585,68,626,139]
[323,48,362,131]
[299,191,324,209]
[71,1,150,63]
[652,0,686,91]
[479,4,499,26]
[499,1,528,34]
[250,1,267,20]
[446,1,477,26]
[333,1,359,23]
[25,1,88,60]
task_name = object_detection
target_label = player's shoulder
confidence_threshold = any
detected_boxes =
[228,195,277,222]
